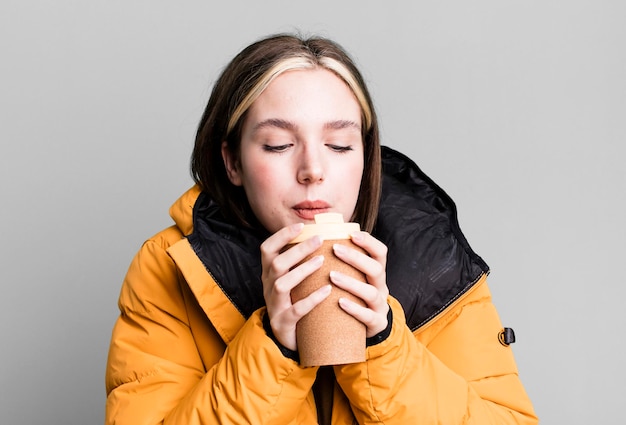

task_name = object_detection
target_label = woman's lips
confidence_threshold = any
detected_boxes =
[293,201,330,220]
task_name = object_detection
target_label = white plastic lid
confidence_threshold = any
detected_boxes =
[289,213,360,243]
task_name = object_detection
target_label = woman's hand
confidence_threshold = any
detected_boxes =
[260,223,331,351]
[330,231,390,338]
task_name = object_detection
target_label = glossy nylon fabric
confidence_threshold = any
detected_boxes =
[377,147,489,330]
[187,145,489,332]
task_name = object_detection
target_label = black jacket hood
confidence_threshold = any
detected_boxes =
[187,146,489,331]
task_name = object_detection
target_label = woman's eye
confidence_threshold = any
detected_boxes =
[263,144,292,153]
[327,144,354,153]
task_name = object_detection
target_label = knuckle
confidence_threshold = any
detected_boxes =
[365,288,379,304]
[291,301,309,318]
[291,302,304,316]
[377,269,386,282]
[273,277,291,295]
[272,256,290,276]
[370,263,385,281]
[259,241,273,257]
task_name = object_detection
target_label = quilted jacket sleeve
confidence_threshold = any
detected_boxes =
[334,279,538,424]
[105,236,318,425]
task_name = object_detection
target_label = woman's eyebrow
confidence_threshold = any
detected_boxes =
[252,118,360,133]
[324,120,361,131]
[253,118,297,132]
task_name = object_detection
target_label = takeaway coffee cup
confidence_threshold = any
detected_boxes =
[289,213,367,366]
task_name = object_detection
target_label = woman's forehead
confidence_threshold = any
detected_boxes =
[245,69,362,126]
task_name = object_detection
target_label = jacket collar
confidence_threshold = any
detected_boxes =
[169,185,201,236]
[377,147,488,329]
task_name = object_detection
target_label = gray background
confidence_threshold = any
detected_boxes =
[1,1,624,424]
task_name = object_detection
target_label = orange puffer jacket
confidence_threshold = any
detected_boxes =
[105,147,537,424]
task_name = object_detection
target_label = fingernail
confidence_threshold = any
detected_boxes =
[312,255,324,265]
[350,231,363,242]
[291,223,304,232]
[321,284,332,295]
[311,235,322,246]
[333,243,346,254]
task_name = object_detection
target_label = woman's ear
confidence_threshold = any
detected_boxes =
[221,141,243,186]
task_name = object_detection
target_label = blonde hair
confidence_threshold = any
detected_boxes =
[227,56,373,135]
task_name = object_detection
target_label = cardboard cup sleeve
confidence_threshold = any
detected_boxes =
[288,213,367,366]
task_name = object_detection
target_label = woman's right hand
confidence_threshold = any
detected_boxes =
[260,223,331,351]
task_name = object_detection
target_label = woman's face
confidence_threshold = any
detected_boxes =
[223,68,364,234]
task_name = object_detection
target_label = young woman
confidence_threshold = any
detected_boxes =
[105,34,538,424]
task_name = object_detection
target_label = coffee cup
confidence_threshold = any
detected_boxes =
[289,213,367,366]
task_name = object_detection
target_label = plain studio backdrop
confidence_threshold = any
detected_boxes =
[1,1,624,424]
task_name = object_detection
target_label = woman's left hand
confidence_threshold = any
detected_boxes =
[330,231,390,337]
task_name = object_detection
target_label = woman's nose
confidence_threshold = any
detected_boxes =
[297,147,324,184]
